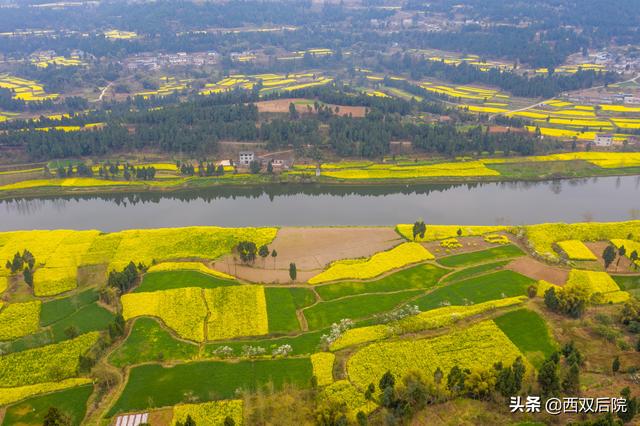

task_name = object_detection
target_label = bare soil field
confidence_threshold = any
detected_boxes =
[506,256,570,285]
[255,98,367,118]
[212,226,403,283]
[586,241,637,273]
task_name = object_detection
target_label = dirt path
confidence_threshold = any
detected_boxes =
[96,81,114,102]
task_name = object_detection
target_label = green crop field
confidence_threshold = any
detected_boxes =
[204,329,326,358]
[3,385,93,426]
[50,302,115,341]
[109,358,313,414]
[441,260,510,284]
[315,263,447,300]
[135,270,236,292]
[415,270,535,310]
[109,318,199,367]
[265,287,313,333]
[494,308,557,368]
[303,290,423,329]
[40,289,99,326]
[613,274,640,297]
[437,245,524,268]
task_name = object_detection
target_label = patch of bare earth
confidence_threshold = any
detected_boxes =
[147,408,173,426]
[585,241,637,273]
[212,227,403,283]
[506,256,569,285]
[255,98,366,117]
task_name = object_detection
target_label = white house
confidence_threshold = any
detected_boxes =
[594,134,613,147]
[238,151,255,166]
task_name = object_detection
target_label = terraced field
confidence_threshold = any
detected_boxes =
[0,222,637,424]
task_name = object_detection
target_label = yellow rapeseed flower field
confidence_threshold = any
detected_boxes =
[322,161,500,180]
[206,285,269,341]
[0,301,41,340]
[172,400,244,426]
[556,240,597,261]
[396,224,510,242]
[0,378,93,407]
[311,352,335,386]
[347,321,523,390]
[0,332,99,387]
[565,269,628,303]
[524,221,640,261]
[610,239,640,267]
[321,381,376,420]
[308,242,434,284]
[330,297,525,351]
[34,231,100,296]
[108,226,277,270]
[122,288,208,342]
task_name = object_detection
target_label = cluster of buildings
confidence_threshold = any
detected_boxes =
[237,151,292,171]
[123,51,218,71]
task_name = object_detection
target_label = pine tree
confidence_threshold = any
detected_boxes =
[538,357,560,397]
[562,363,580,394]
[289,263,297,281]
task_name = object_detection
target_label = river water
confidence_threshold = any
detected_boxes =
[1,176,639,231]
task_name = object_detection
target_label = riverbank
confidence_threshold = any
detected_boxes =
[1,152,640,200]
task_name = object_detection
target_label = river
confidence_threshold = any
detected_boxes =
[1,176,639,231]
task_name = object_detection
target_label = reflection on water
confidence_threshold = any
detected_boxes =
[1,176,639,231]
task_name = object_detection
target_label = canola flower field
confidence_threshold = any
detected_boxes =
[308,242,434,284]
[0,221,638,423]
[200,72,333,96]
[0,74,59,102]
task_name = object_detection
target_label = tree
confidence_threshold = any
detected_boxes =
[434,367,443,385]
[224,417,236,426]
[289,102,299,119]
[495,357,526,398]
[538,357,560,397]
[177,415,196,426]
[356,410,367,426]
[464,368,496,400]
[43,407,71,426]
[631,251,639,270]
[544,287,560,311]
[289,262,297,281]
[236,241,257,264]
[379,370,396,391]
[562,363,580,394]
[258,245,269,265]
[249,160,261,174]
[64,325,79,339]
[267,161,274,174]
[447,365,466,395]
[603,245,617,269]
[271,249,278,269]
[613,356,621,374]
[617,245,627,270]
[619,396,637,423]
[23,266,33,286]
[412,220,426,240]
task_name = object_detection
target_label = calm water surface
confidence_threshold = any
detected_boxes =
[1,176,640,231]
